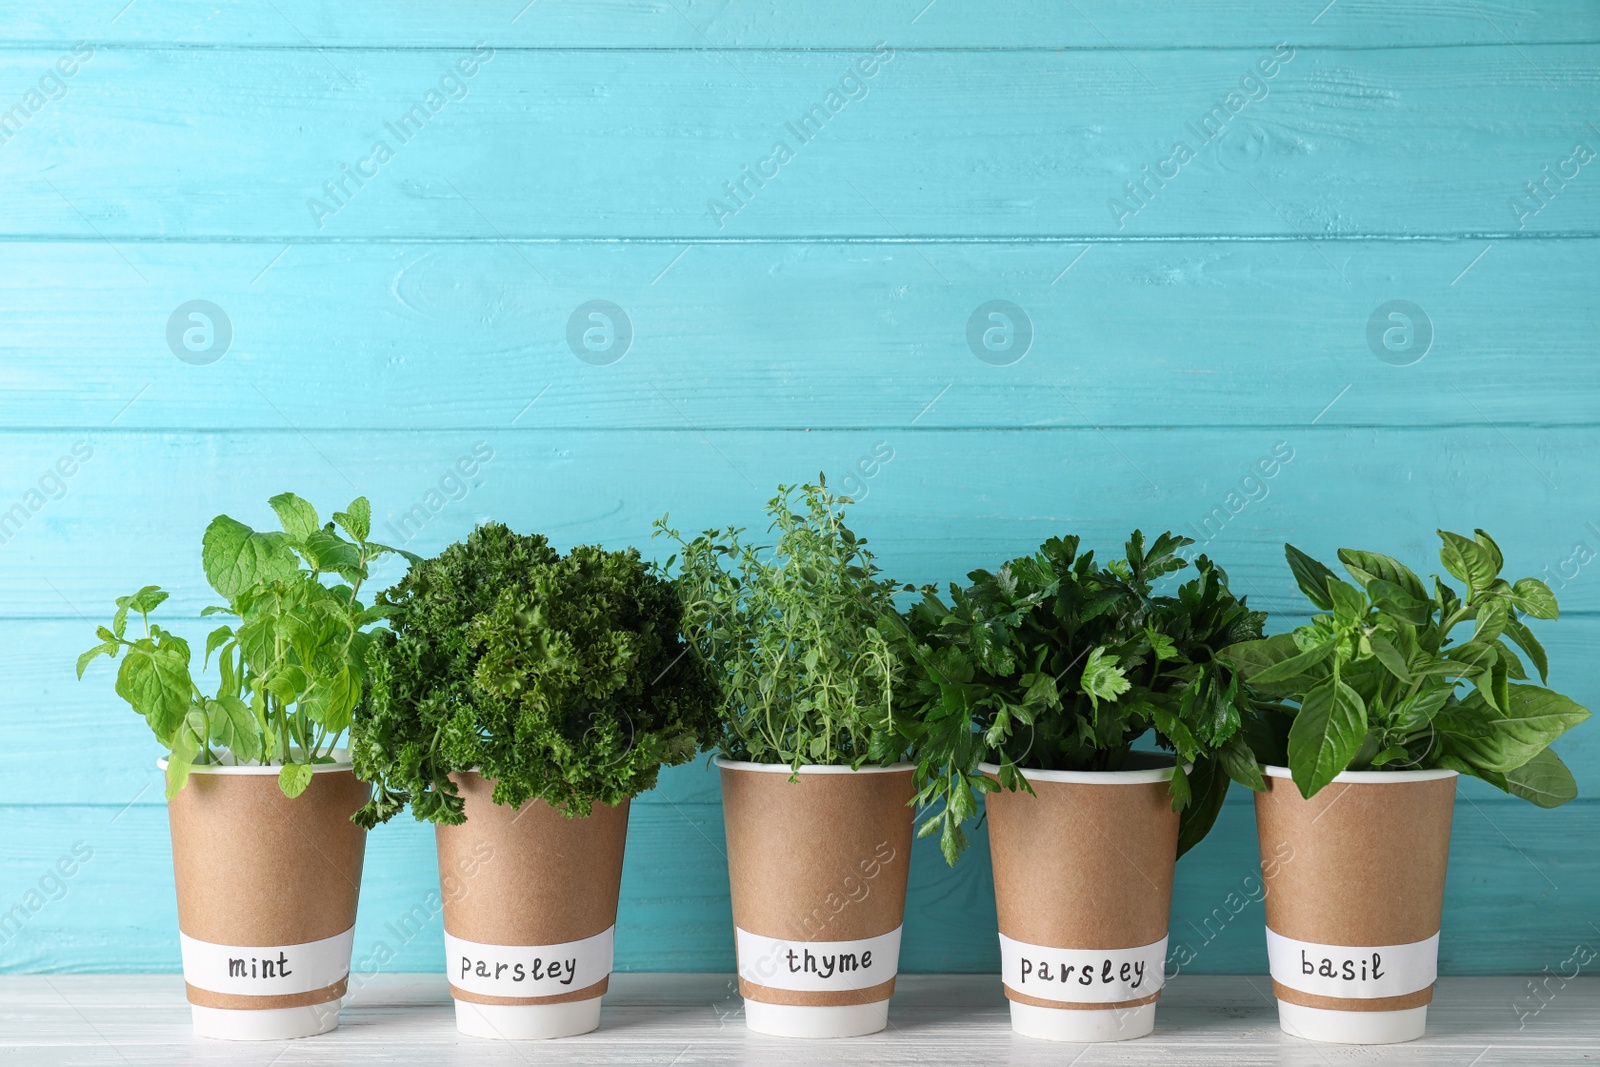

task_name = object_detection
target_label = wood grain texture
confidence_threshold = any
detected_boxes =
[9,1,1600,48]
[4,428,1598,617]
[5,47,1599,239]
[1,974,1595,1064]
[3,239,1595,430]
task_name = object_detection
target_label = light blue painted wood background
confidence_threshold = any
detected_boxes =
[2,1,1597,979]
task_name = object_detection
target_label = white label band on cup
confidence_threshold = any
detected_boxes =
[998,933,1167,1004]
[179,926,354,996]
[445,926,614,997]
[736,926,902,992]
[1266,928,1439,1000]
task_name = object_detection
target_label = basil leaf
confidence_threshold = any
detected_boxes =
[1438,529,1498,596]
[1249,640,1336,685]
[1442,684,1590,773]
[1500,747,1578,808]
[1285,544,1338,611]
[1502,616,1549,683]
[1338,548,1428,602]
[1508,578,1558,620]
[1287,678,1367,798]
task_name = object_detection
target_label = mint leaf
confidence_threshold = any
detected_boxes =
[164,728,198,800]
[116,645,193,742]
[203,625,233,670]
[76,641,118,679]
[268,492,321,541]
[209,695,261,763]
[202,515,299,598]
[278,763,314,799]
[301,529,363,575]
[332,497,371,543]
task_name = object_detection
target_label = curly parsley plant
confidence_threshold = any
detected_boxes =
[350,523,720,826]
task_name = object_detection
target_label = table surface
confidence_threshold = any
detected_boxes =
[3,973,1595,1065]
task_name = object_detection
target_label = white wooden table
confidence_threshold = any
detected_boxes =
[3,974,1594,1064]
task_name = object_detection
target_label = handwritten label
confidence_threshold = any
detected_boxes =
[180,926,354,996]
[736,926,901,992]
[1266,928,1438,999]
[445,926,613,997]
[998,933,1167,1004]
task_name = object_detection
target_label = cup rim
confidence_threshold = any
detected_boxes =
[1262,763,1458,784]
[978,756,1183,785]
[713,757,914,775]
[156,748,353,775]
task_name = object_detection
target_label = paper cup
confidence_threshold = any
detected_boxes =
[1254,765,1456,1045]
[162,752,369,1041]
[716,759,914,1038]
[981,758,1179,1042]
[435,772,629,1040]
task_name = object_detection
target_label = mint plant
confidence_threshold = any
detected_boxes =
[79,494,415,800]
[654,480,916,769]
[350,523,720,826]
[892,532,1270,864]
[1222,531,1590,804]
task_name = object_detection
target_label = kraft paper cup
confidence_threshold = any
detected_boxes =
[981,757,1179,1042]
[716,759,915,1039]
[161,751,369,1041]
[436,772,629,1040]
[1254,765,1456,1045]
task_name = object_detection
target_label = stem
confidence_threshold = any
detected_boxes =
[277,697,291,765]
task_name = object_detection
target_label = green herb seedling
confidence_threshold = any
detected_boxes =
[350,523,720,826]
[1221,530,1590,804]
[654,479,917,771]
[893,531,1272,864]
[79,494,416,800]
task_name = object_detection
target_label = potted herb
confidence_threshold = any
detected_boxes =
[655,481,919,1039]
[1222,531,1590,1045]
[349,522,719,1040]
[77,494,406,1040]
[895,532,1268,1042]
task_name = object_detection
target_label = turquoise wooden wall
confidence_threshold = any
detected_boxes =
[3,2,1597,978]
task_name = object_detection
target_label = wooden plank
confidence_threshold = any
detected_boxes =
[3,428,1598,617]
[3,238,1596,430]
[1,796,1593,975]
[4,47,1598,238]
[0,975,1596,1064]
[6,0,1600,48]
